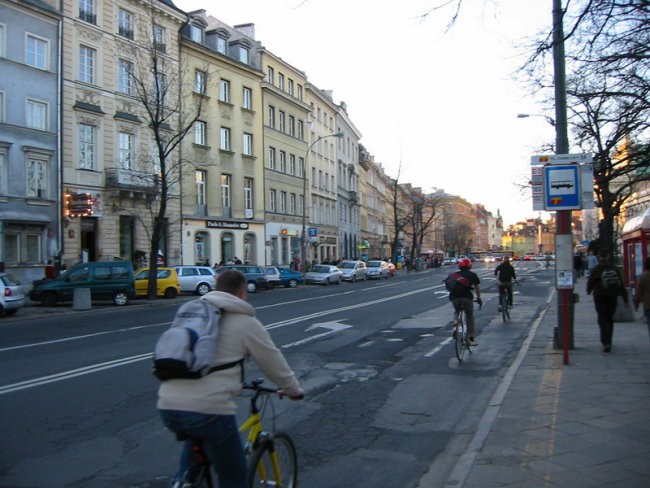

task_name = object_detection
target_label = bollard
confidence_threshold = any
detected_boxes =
[73,287,92,310]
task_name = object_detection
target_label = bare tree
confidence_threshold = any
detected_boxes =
[123,3,206,298]
[402,189,446,265]
[387,163,411,263]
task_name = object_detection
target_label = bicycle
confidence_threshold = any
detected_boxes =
[497,281,516,322]
[451,303,472,362]
[171,378,298,488]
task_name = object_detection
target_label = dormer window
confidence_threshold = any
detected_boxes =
[238,45,249,64]
[189,24,203,43]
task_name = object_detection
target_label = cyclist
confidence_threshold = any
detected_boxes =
[158,269,304,488]
[446,258,482,346]
[494,256,517,311]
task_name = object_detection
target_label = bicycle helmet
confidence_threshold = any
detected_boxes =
[458,258,472,269]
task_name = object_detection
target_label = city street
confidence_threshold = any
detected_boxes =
[0,261,551,487]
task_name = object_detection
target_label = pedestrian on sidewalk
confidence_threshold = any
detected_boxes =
[586,251,629,352]
[633,256,650,340]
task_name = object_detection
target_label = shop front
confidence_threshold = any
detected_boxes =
[183,219,264,267]
[621,206,650,287]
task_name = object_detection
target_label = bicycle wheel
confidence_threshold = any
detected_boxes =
[501,294,508,322]
[454,315,466,363]
[247,432,297,488]
[176,462,213,488]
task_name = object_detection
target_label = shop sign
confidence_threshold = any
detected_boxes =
[206,220,250,230]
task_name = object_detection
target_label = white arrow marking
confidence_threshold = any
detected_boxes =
[282,320,352,348]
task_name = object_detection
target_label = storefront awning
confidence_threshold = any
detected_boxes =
[622,207,650,235]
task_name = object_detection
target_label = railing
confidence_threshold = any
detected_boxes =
[105,169,158,191]
[79,9,96,24]
[118,27,134,40]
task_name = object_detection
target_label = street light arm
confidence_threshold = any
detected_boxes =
[517,113,556,126]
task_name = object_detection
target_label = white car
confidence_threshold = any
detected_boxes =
[173,266,218,295]
[0,272,26,317]
[366,260,391,279]
[337,260,368,282]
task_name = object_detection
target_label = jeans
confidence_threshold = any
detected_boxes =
[593,294,617,347]
[159,410,247,488]
[498,283,514,306]
[452,297,476,337]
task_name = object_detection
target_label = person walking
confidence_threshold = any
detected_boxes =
[586,251,629,352]
[633,256,650,341]
[587,251,598,277]
[158,269,304,488]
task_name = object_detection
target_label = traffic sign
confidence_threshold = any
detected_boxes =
[531,153,592,165]
[544,164,581,210]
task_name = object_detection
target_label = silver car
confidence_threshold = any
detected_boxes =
[305,264,342,285]
[173,266,218,295]
[0,272,26,317]
[366,260,391,279]
[338,260,368,282]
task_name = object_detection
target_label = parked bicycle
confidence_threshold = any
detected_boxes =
[171,378,298,488]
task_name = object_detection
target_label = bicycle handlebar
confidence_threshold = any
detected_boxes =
[243,378,304,400]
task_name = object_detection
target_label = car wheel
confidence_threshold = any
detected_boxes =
[351,275,356,283]
[363,274,367,281]
[113,291,129,306]
[2,308,17,316]
[288,279,298,288]
[164,287,178,299]
[41,292,58,307]
[246,281,257,293]
[196,283,210,296]
[323,279,329,286]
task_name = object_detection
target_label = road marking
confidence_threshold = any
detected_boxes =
[282,320,352,348]
[424,337,454,357]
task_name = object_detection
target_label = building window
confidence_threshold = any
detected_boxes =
[299,156,305,178]
[153,25,166,53]
[279,111,285,132]
[26,157,47,198]
[279,151,286,173]
[280,191,286,213]
[289,154,296,175]
[297,120,304,140]
[269,189,276,212]
[79,0,96,24]
[244,178,253,211]
[297,84,303,101]
[289,115,295,137]
[189,24,203,43]
[118,132,134,169]
[243,133,253,156]
[219,79,230,103]
[26,99,47,130]
[118,59,133,94]
[155,73,165,105]
[268,147,276,170]
[221,174,231,209]
[299,195,304,217]
[0,150,7,195]
[0,24,5,58]
[196,170,206,206]
[238,45,249,63]
[278,73,285,91]
[194,70,206,94]
[242,87,252,110]
[267,106,275,128]
[287,78,294,96]
[3,228,42,264]
[220,127,231,151]
[79,45,95,84]
[118,9,133,39]
[216,35,227,54]
[79,123,96,169]
[267,66,274,85]
[290,193,296,214]
[26,34,48,70]
[194,121,206,146]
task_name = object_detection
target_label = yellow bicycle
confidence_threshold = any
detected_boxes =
[172,378,298,488]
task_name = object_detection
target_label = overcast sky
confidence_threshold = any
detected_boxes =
[173,0,557,226]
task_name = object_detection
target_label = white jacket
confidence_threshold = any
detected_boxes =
[157,291,301,415]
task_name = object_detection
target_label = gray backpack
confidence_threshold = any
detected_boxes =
[600,268,622,295]
[153,299,242,381]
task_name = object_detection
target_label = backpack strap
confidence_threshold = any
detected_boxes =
[206,358,245,381]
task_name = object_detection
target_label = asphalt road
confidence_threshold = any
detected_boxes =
[0,261,552,487]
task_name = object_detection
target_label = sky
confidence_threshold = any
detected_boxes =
[173,0,557,227]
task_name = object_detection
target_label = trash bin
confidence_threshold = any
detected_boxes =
[73,288,91,310]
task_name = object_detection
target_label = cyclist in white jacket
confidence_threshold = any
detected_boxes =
[158,269,303,488]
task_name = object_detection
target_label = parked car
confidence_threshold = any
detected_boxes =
[337,260,368,282]
[29,261,136,306]
[0,272,26,316]
[443,257,457,265]
[173,265,218,295]
[262,266,282,288]
[214,265,270,293]
[279,268,304,288]
[134,267,180,298]
[305,264,343,285]
[366,260,391,279]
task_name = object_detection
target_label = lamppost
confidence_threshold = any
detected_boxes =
[517,113,556,126]
[300,131,344,274]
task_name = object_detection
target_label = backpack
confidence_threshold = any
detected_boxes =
[153,299,242,381]
[600,268,622,295]
[444,272,472,294]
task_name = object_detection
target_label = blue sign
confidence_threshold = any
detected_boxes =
[308,227,318,237]
[544,164,581,210]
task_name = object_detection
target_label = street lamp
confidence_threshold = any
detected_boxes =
[517,113,556,126]
[300,131,344,274]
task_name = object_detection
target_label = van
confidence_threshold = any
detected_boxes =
[29,261,136,306]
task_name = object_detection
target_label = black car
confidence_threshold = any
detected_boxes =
[214,265,270,293]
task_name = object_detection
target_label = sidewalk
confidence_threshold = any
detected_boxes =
[455,291,650,488]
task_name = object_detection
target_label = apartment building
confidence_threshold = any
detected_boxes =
[59,0,185,267]
[305,85,340,264]
[359,147,392,259]
[0,0,60,283]
[259,47,310,266]
[336,101,361,259]
[179,12,266,266]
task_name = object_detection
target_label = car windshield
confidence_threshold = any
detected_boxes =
[312,265,330,273]
[367,261,381,267]
[339,262,356,269]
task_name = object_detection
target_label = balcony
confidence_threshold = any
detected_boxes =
[79,9,96,24]
[118,27,134,40]
[348,190,358,202]
[105,169,158,192]
[154,42,167,54]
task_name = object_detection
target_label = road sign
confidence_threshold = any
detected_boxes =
[531,153,592,165]
[544,164,581,210]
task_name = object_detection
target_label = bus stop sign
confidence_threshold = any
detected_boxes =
[544,164,581,210]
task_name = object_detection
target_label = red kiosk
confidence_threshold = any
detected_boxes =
[622,206,650,287]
